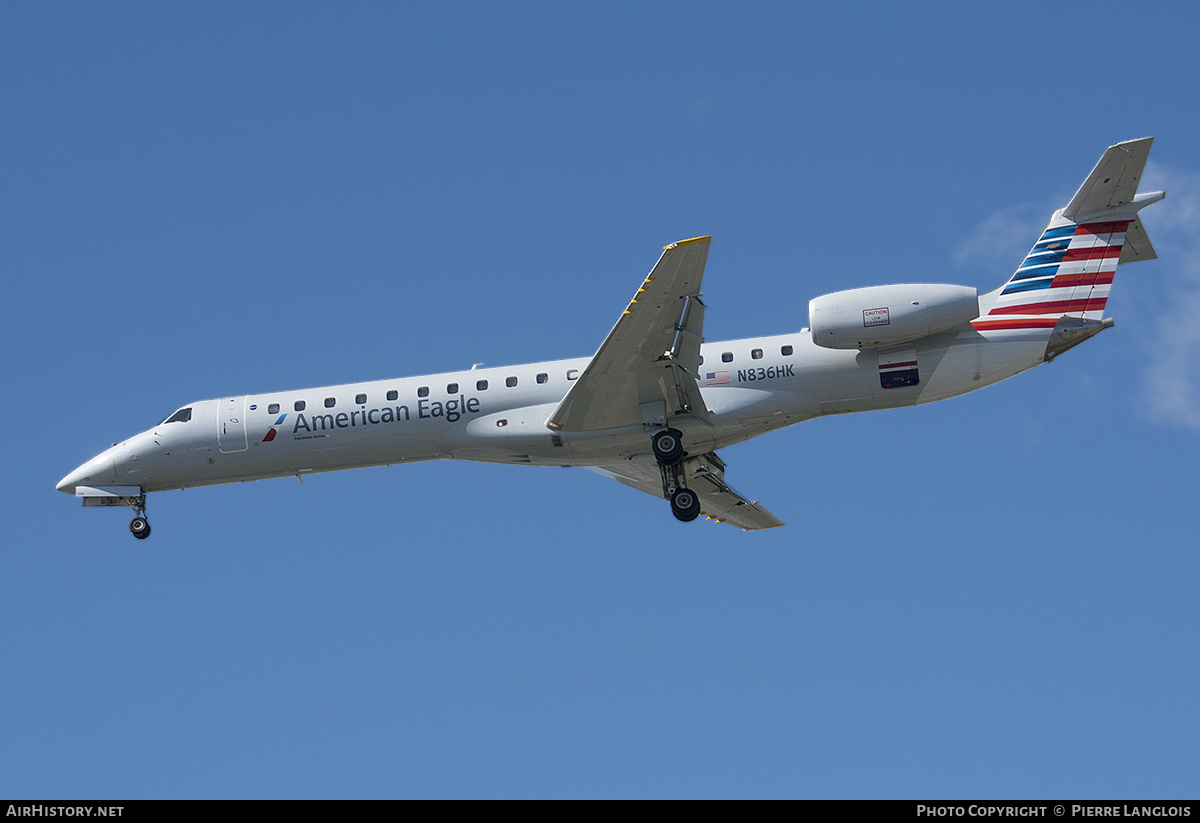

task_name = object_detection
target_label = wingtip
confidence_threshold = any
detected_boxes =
[663,235,712,250]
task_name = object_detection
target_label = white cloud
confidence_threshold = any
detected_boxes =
[1138,160,1200,432]
[952,202,1053,283]
[952,157,1200,433]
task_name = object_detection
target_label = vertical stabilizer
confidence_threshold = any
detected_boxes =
[974,138,1163,333]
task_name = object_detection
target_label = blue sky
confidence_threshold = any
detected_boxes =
[4,2,1199,799]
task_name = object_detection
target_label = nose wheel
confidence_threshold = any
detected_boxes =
[129,498,151,539]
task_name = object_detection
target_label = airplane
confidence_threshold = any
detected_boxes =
[57,138,1164,538]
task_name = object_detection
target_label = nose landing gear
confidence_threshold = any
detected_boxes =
[129,497,151,540]
[129,517,151,539]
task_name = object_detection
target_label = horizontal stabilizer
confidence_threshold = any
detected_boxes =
[1119,217,1157,263]
[1063,137,1154,221]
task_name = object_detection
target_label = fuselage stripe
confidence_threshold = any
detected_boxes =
[988,298,1108,316]
[971,318,1060,330]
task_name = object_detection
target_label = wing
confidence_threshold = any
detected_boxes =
[589,452,785,531]
[547,237,711,433]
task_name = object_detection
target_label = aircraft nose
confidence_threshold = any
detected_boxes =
[57,464,88,494]
[56,449,115,494]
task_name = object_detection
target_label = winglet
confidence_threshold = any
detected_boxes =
[664,236,711,250]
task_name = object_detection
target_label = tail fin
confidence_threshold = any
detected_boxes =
[975,138,1164,332]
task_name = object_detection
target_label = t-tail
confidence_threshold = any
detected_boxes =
[974,137,1164,359]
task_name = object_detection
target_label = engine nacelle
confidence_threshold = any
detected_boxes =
[809,284,980,350]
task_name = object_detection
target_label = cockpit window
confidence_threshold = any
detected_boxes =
[161,407,192,425]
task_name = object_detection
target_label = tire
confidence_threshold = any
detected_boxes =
[651,428,684,466]
[670,488,701,522]
[130,517,151,540]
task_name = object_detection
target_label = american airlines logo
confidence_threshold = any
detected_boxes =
[262,413,286,443]
[863,307,890,327]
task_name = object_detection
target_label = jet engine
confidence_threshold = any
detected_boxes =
[809,284,979,350]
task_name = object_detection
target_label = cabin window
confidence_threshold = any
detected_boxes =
[447,383,459,394]
[506,376,518,387]
[294,400,306,411]
[537,373,548,384]
[476,379,488,391]
[386,390,398,401]
[324,397,336,408]
[162,407,192,424]
[355,393,367,405]
[268,403,280,415]
[721,352,733,363]
[418,386,429,398]
[567,369,579,380]
[752,348,763,359]
[781,345,793,356]
[699,356,704,365]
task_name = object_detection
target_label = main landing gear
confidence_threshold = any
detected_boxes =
[670,487,701,522]
[129,497,151,540]
[651,428,684,466]
[652,428,700,523]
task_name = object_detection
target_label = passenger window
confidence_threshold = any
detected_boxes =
[567,369,579,380]
[324,397,336,408]
[722,352,733,363]
[752,348,763,359]
[781,345,793,356]
[355,393,367,405]
[536,373,548,384]
[418,387,429,398]
[294,400,306,411]
[386,390,398,401]
[699,356,704,365]
[476,379,488,391]
[447,383,459,394]
[506,376,517,387]
[268,403,280,415]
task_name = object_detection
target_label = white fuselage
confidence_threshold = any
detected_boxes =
[56,322,1054,496]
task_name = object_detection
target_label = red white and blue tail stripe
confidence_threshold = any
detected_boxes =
[973,217,1130,331]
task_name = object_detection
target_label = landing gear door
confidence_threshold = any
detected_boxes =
[218,397,248,454]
